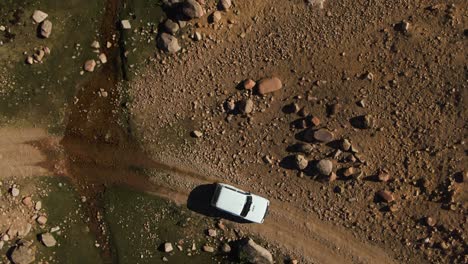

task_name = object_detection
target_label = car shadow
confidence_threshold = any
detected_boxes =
[187,184,251,224]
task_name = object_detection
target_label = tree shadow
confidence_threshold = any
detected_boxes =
[187,184,251,223]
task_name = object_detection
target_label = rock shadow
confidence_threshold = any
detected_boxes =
[187,184,251,223]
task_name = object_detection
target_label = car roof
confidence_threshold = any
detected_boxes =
[214,185,247,215]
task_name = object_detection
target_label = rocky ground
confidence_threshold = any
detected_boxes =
[0,0,466,263]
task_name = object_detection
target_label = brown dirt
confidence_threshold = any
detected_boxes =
[127,0,467,263]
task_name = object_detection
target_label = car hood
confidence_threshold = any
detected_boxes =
[245,194,269,223]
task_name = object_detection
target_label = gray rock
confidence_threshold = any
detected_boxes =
[313,129,334,143]
[294,154,308,170]
[40,233,56,247]
[316,159,333,176]
[164,19,179,34]
[39,20,52,38]
[163,242,173,252]
[157,33,181,53]
[210,11,222,23]
[257,77,282,95]
[218,0,232,10]
[121,20,131,29]
[202,244,215,252]
[207,229,217,237]
[32,10,48,23]
[238,238,273,264]
[11,187,20,197]
[182,0,204,19]
[238,99,253,114]
[10,243,35,264]
[191,130,203,138]
[83,60,96,72]
[221,243,231,253]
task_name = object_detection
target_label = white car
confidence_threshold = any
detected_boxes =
[211,183,270,223]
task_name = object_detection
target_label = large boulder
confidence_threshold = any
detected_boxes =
[10,242,35,264]
[157,33,181,53]
[181,0,204,19]
[238,238,273,264]
[39,20,52,38]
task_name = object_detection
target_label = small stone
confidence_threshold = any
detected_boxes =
[238,99,254,114]
[397,20,410,32]
[32,10,48,23]
[193,31,202,41]
[218,0,232,10]
[163,242,173,252]
[22,197,33,207]
[83,60,96,72]
[39,20,52,38]
[11,243,35,264]
[362,115,375,129]
[121,20,131,29]
[294,154,308,170]
[181,0,205,19]
[343,167,357,177]
[357,99,366,108]
[34,201,42,211]
[26,56,34,65]
[221,243,231,253]
[36,216,47,225]
[328,103,342,116]
[0,25,5,31]
[202,244,215,252]
[243,79,256,90]
[286,103,300,114]
[99,53,107,64]
[313,129,334,143]
[40,233,56,247]
[162,257,168,262]
[33,50,45,62]
[207,229,217,237]
[191,130,203,138]
[328,172,337,182]
[377,171,391,182]
[210,11,222,23]
[426,217,436,227]
[316,159,333,176]
[157,33,181,53]
[2,234,10,241]
[341,139,351,151]
[11,187,20,197]
[164,19,180,34]
[257,77,282,95]
[43,47,51,54]
[296,143,313,154]
[310,116,321,126]
[377,190,395,203]
[90,40,100,49]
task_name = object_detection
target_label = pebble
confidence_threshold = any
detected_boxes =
[207,229,217,237]
[341,139,351,151]
[0,25,5,31]
[426,217,436,227]
[310,116,321,126]
[36,216,48,225]
[164,19,180,34]
[121,20,132,29]
[83,60,96,72]
[219,0,232,10]
[99,53,107,64]
[210,11,222,23]
[182,0,205,19]
[22,197,33,207]
[191,130,203,138]
[32,10,48,23]
[316,159,333,176]
[313,129,334,143]
[157,33,181,53]
[328,172,337,182]
[90,40,100,49]
[257,77,282,95]
[296,143,313,154]
[377,190,395,203]
[34,201,42,211]
[25,56,34,65]
[294,154,308,170]
[343,167,357,177]
[238,98,253,114]
[40,233,57,247]
[40,20,52,38]
[377,171,391,182]
[164,242,173,252]
[202,244,215,252]
[11,187,20,197]
[243,79,256,90]
[221,243,231,253]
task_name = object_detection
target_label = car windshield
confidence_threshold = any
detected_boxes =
[240,195,252,217]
